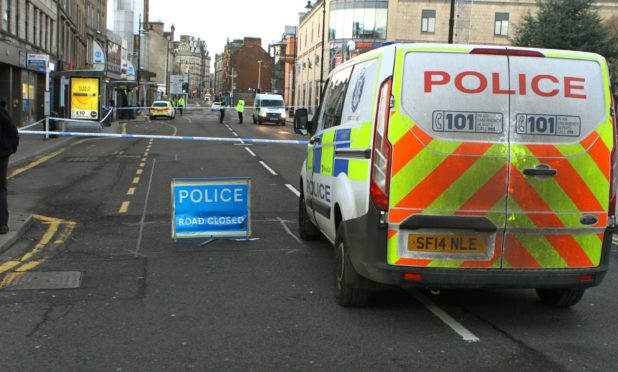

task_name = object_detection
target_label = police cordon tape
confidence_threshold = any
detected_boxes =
[18,130,310,145]
[112,105,316,111]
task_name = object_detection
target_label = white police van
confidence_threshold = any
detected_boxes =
[294,43,616,307]
[253,93,287,125]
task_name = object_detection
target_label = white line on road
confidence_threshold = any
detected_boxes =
[233,132,239,137]
[133,158,157,258]
[245,147,256,157]
[410,289,480,343]
[286,184,300,197]
[277,217,303,248]
[259,161,278,176]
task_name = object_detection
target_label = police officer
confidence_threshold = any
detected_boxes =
[219,99,226,124]
[236,99,245,124]
[178,96,185,116]
[0,101,19,234]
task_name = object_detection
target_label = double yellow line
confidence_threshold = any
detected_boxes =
[0,215,76,287]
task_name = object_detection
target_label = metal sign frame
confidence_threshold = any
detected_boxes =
[171,177,252,240]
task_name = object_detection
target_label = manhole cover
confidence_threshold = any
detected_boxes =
[0,271,82,290]
[64,157,101,162]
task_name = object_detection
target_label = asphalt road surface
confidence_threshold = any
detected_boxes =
[0,107,616,371]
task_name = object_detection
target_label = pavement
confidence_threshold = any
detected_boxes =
[0,118,126,254]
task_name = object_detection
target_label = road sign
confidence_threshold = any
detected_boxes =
[171,178,251,240]
[170,75,184,95]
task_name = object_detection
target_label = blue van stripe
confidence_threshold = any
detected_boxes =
[313,147,322,174]
[335,129,351,142]
[334,159,349,176]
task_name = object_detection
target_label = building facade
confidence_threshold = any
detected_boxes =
[294,0,618,112]
[0,0,108,126]
[219,37,272,105]
[172,35,209,100]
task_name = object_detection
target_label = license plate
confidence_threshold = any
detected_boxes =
[407,234,486,254]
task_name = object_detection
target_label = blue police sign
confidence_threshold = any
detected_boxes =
[172,178,251,240]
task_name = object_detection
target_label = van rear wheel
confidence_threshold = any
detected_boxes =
[536,288,585,307]
[335,224,369,307]
[299,196,320,240]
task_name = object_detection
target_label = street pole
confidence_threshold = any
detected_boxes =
[448,0,456,44]
[291,28,297,115]
[230,67,236,105]
[320,0,326,90]
[165,36,170,97]
[137,14,142,106]
[257,60,262,92]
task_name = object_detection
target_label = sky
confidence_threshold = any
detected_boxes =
[147,0,306,55]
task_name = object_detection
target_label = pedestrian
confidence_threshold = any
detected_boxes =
[178,96,185,116]
[219,100,226,124]
[236,98,245,124]
[0,101,19,234]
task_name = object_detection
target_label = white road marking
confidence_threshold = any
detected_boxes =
[133,159,157,258]
[233,132,239,137]
[410,289,480,343]
[277,217,303,249]
[259,161,278,176]
[286,184,300,197]
[245,147,256,157]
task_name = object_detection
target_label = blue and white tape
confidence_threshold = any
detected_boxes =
[18,130,309,145]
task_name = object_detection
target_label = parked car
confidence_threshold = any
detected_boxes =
[211,102,221,111]
[149,101,176,120]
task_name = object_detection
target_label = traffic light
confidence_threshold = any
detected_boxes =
[182,83,188,93]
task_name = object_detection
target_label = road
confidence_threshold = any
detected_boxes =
[0,107,616,371]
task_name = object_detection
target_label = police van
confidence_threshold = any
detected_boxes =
[252,93,287,125]
[293,43,617,307]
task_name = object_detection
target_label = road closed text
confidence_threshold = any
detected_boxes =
[424,71,587,99]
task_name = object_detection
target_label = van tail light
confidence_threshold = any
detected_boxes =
[609,87,617,216]
[370,77,393,212]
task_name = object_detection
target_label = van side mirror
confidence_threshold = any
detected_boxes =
[294,108,313,135]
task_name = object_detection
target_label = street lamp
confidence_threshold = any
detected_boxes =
[257,60,262,92]
[319,0,326,87]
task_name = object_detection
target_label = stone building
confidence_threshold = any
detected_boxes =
[0,0,108,125]
[270,25,297,106]
[219,37,272,106]
[172,35,210,100]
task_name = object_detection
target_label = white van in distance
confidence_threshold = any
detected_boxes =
[253,93,287,125]
[294,43,617,308]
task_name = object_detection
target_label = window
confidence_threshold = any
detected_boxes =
[2,0,7,26]
[318,67,352,130]
[421,9,436,33]
[494,12,509,36]
[329,1,388,40]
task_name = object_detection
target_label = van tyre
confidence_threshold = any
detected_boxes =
[335,224,370,307]
[536,288,585,307]
[299,196,320,240]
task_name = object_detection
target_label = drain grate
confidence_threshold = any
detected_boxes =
[0,271,82,290]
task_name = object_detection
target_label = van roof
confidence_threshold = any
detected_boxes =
[352,43,604,62]
[257,93,283,98]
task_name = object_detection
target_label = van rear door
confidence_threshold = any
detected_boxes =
[389,47,511,269]
[504,50,612,269]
